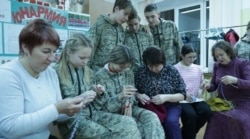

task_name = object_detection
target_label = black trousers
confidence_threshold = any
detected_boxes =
[180,101,212,139]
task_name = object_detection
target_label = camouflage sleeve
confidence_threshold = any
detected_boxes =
[83,66,95,90]
[59,82,78,99]
[123,70,138,105]
[88,23,99,68]
[53,66,78,98]
[148,33,154,47]
[93,71,122,113]
[233,41,240,56]
[100,27,118,48]
[89,25,122,71]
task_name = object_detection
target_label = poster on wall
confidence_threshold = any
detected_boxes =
[55,28,68,48]
[0,0,11,23]
[68,12,90,30]
[3,23,24,55]
[11,1,68,29]
[0,0,90,61]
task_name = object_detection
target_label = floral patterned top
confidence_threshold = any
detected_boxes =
[135,65,186,103]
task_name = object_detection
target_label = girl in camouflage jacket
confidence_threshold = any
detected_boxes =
[54,34,141,139]
[94,45,165,139]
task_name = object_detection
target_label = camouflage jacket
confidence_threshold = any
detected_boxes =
[93,64,136,113]
[54,64,95,117]
[234,36,250,61]
[150,18,183,65]
[125,25,154,71]
[88,15,125,71]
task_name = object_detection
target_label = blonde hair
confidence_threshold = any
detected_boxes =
[55,33,92,87]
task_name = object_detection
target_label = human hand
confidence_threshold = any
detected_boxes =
[80,90,97,105]
[119,85,137,100]
[186,94,192,102]
[151,94,166,105]
[142,25,151,34]
[122,99,132,116]
[55,96,84,116]
[220,75,238,86]
[93,84,105,95]
[203,83,210,90]
[136,93,151,105]
[187,94,198,102]
[201,79,209,88]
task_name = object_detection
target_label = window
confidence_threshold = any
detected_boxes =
[177,1,209,71]
[158,0,209,71]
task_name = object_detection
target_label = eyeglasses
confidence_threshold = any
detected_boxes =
[187,56,197,60]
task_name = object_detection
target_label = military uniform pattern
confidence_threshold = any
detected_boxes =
[234,37,250,61]
[94,67,165,139]
[57,111,141,139]
[125,25,154,71]
[150,19,183,65]
[54,65,141,139]
[88,15,125,71]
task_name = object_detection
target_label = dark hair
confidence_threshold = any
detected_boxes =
[128,8,140,21]
[181,44,196,56]
[112,0,134,13]
[108,45,133,64]
[212,41,235,61]
[142,46,166,65]
[247,21,250,31]
[144,3,158,13]
[19,18,60,56]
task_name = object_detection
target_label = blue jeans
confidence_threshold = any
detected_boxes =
[163,105,182,139]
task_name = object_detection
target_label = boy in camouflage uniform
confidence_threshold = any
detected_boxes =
[234,21,250,61]
[88,0,136,71]
[125,13,154,72]
[54,34,141,139]
[144,3,183,65]
[94,45,165,139]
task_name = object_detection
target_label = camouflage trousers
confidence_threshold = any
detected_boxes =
[132,106,165,139]
[57,110,141,139]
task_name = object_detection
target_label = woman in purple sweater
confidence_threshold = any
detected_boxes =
[204,41,250,139]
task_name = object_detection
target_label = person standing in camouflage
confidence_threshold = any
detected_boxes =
[94,45,165,139]
[144,3,183,65]
[125,13,154,72]
[88,0,136,71]
[54,33,141,139]
[234,21,250,61]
